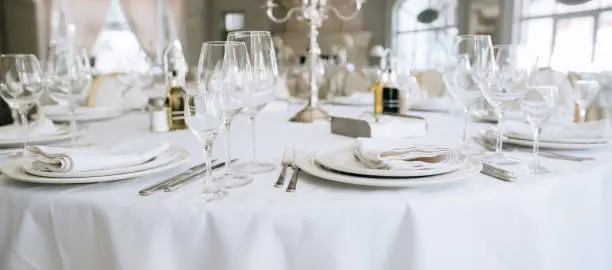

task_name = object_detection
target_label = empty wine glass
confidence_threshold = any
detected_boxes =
[446,35,492,154]
[0,54,45,154]
[227,31,278,174]
[198,41,253,189]
[477,45,534,165]
[573,80,600,123]
[46,42,88,145]
[185,91,227,201]
[521,85,559,174]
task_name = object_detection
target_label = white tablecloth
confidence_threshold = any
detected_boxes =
[1,104,611,270]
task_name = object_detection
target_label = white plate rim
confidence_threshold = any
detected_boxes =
[297,155,482,188]
[1,147,190,184]
[315,146,467,177]
[505,131,612,144]
[22,148,180,178]
[45,109,122,121]
[503,137,611,150]
[0,126,85,147]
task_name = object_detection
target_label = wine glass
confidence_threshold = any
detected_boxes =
[521,85,559,174]
[78,47,93,106]
[198,41,253,189]
[445,35,492,154]
[46,42,88,145]
[0,54,45,154]
[477,45,534,165]
[185,90,227,201]
[573,80,600,123]
[227,31,278,174]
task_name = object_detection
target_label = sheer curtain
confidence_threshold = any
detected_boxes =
[47,0,109,50]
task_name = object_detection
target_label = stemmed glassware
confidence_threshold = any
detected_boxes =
[521,85,559,174]
[573,80,600,123]
[46,42,89,145]
[185,90,227,201]
[227,31,279,174]
[476,45,534,165]
[0,54,45,154]
[198,41,253,189]
[445,34,492,155]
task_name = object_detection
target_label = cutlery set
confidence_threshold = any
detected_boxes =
[473,137,594,162]
[274,147,300,192]
[139,159,237,196]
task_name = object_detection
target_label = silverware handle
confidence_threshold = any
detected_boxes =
[164,159,237,192]
[481,169,515,182]
[274,165,289,188]
[138,160,216,196]
[286,167,300,192]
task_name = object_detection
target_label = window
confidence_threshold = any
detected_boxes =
[392,0,457,70]
[516,0,612,71]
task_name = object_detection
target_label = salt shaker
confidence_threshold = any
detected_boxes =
[148,97,169,132]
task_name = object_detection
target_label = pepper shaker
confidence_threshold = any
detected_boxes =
[148,97,169,132]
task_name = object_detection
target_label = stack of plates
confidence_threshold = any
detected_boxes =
[481,125,612,150]
[0,146,190,184]
[42,105,122,122]
[297,145,482,188]
[0,125,80,149]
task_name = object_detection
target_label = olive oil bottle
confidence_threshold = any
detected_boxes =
[166,70,187,130]
[373,54,398,114]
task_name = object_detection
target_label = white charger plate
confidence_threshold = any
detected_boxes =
[43,105,122,122]
[1,147,190,184]
[298,155,481,188]
[315,146,467,178]
[22,147,180,178]
[0,126,85,148]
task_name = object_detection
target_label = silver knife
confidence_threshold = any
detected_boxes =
[138,160,217,196]
[482,163,515,177]
[285,166,301,192]
[163,159,238,192]
[481,167,516,182]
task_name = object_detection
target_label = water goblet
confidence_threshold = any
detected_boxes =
[521,85,559,174]
[198,41,253,189]
[227,31,279,174]
[573,80,600,123]
[184,91,227,201]
[0,54,45,155]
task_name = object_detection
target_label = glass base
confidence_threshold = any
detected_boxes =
[215,171,253,189]
[233,160,276,174]
[201,186,227,201]
[527,161,551,174]
[482,152,521,165]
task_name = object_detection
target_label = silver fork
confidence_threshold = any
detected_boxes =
[274,147,294,188]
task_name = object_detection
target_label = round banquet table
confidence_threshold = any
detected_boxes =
[0,103,611,270]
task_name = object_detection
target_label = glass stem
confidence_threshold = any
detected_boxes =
[19,110,29,155]
[462,106,470,146]
[203,141,219,192]
[532,126,543,166]
[249,116,256,163]
[495,110,505,156]
[69,100,77,145]
[223,119,233,171]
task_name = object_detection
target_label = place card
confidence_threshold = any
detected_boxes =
[330,113,427,138]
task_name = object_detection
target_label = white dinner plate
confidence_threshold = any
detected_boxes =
[43,105,122,122]
[315,146,467,178]
[409,99,457,112]
[0,126,84,148]
[1,147,190,184]
[298,155,481,188]
[22,147,180,178]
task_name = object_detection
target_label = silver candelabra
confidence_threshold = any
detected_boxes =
[265,0,366,123]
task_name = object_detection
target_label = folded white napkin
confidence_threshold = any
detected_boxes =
[28,141,170,172]
[353,138,459,170]
[0,116,58,140]
[505,120,612,140]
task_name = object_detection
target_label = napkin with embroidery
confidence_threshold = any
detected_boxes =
[27,141,170,172]
[353,138,459,170]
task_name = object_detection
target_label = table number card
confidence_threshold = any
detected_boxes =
[330,113,427,138]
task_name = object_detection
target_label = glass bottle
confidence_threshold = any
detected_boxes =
[166,70,187,130]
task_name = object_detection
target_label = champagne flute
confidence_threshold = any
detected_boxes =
[0,54,45,155]
[573,80,600,123]
[198,41,253,189]
[477,45,534,165]
[184,91,227,201]
[227,31,278,174]
[46,42,88,145]
[521,85,559,174]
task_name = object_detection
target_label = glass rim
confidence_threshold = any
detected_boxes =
[202,41,246,46]
[227,30,271,37]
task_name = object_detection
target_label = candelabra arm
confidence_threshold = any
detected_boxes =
[327,4,363,21]
[266,6,302,23]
